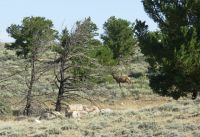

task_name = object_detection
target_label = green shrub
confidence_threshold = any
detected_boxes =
[0,102,11,115]
[46,128,62,135]
[95,45,117,66]
[61,124,78,131]
[31,133,48,137]
[157,104,180,112]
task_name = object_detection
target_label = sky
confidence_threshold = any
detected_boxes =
[0,0,157,42]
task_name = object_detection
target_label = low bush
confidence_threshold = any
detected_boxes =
[0,102,12,115]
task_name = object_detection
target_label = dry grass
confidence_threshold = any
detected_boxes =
[0,97,200,137]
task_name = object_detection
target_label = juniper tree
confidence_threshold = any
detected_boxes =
[135,0,200,99]
[101,16,136,62]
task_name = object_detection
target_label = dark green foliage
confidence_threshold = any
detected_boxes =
[6,16,57,58]
[134,20,165,66]
[95,45,117,66]
[135,0,200,99]
[101,16,136,61]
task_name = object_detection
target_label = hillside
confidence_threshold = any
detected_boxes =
[0,43,200,137]
[0,43,152,106]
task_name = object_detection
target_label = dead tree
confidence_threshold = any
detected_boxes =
[23,36,55,116]
[54,17,101,111]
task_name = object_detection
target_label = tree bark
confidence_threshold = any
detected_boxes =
[55,58,65,111]
[55,86,63,111]
[23,55,35,116]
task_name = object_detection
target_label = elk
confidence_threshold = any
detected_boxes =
[111,71,131,88]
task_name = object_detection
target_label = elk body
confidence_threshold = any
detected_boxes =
[111,71,131,88]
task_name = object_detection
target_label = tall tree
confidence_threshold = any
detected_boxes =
[7,16,56,115]
[101,16,136,62]
[135,0,200,99]
[54,17,100,111]
[95,45,116,66]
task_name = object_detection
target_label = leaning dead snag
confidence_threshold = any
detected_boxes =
[54,17,101,111]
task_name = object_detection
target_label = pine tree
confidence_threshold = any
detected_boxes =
[135,0,200,99]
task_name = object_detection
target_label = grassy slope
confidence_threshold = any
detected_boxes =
[0,43,57,112]
[0,43,152,110]
[0,43,200,137]
[0,98,200,137]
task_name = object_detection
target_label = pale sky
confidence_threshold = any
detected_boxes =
[0,0,157,42]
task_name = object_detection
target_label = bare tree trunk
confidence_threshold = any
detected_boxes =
[55,85,64,111]
[24,88,33,116]
[55,58,65,111]
[23,55,35,116]
[192,91,198,100]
